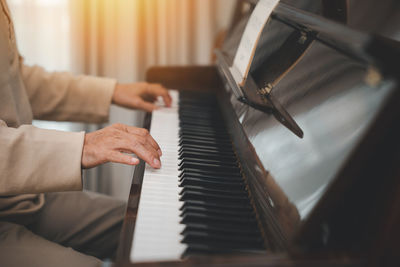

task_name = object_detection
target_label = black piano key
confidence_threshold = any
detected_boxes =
[179,177,245,190]
[179,209,256,223]
[180,122,226,131]
[179,169,243,180]
[179,154,237,164]
[179,144,233,154]
[179,171,243,182]
[181,241,263,252]
[180,205,255,218]
[179,112,221,120]
[179,97,217,103]
[181,230,262,245]
[182,244,264,258]
[179,139,232,149]
[180,200,253,211]
[181,231,264,247]
[179,140,233,152]
[179,189,248,202]
[179,134,230,143]
[180,217,258,235]
[179,191,249,205]
[178,157,238,168]
[179,111,221,119]
[179,185,246,196]
[179,125,227,135]
[178,162,240,174]
[178,152,237,163]
[179,175,243,186]
[180,120,226,129]
[179,115,224,124]
[181,234,262,251]
[179,136,232,146]
[179,147,235,158]
[180,211,259,226]
[177,92,266,257]
[180,129,230,139]
[180,201,256,219]
[182,223,262,237]
[179,99,217,105]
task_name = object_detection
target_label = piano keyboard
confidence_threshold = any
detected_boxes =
[130,90,264,263]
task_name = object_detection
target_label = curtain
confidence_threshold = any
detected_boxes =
[8,0,236,200]
[69,0,236,200]
[70,0,235,77]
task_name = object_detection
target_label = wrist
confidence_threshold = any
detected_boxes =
[112,83,121,104]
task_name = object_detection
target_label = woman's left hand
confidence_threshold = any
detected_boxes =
[112,82,172,112]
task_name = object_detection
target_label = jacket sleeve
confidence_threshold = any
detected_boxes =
[21,64,116,123]
[0,119,84,195]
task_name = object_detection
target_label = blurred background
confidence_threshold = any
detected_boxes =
[8,0,235,200]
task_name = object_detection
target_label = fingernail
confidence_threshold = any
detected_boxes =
[157,149,162,156]
[131,158,139,164]
[153,158,161,168]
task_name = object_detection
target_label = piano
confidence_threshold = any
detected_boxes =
[115,0,400,266]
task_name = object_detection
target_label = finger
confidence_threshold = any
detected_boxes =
[134,99,158,112]
[143,132,161,155]
[118,137,161,169]
[160,88,172,107]
[133,142,161,169]
[142,141,163,160]
[149,84,172,107]
[142,134,162,156]
[163,91,172,107]
[122,129,162,156]
[124,125,161,150]
[107,151,140,166]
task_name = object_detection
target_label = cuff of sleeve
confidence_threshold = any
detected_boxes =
[75,76,117,123]
[54,130,85,192]
[29,129,85,193]
[0,126,85,195]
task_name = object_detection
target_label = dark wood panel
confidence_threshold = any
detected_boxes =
[322,0,347,22]
[146,66,221,92]
[115,255,361,267]
[115,113,152,265]
[294,84,400,263]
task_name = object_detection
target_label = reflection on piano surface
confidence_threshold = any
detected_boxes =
[116,0,400,266]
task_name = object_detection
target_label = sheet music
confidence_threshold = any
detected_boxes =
[230,0,279,85]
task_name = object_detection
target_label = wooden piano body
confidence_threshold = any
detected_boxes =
[116,0,400,266]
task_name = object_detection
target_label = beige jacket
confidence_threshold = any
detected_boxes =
[0,0,116,221]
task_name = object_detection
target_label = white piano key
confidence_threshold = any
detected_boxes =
[130,91,186,263]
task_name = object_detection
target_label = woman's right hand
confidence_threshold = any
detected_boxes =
[81,123,162,169]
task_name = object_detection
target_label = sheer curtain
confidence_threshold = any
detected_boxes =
[8,0,235,200]
[8,0,82,132]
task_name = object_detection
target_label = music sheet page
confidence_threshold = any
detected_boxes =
[230,0,279,85]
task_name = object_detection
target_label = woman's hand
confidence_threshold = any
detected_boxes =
[112,82,172,112]
[82,123,162,169]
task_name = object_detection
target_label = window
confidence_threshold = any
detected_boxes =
[9,0,78,131]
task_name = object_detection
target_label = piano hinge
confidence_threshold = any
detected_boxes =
[298,31,308,45]
[257,83,304,138]
[259,83,273,97]
[365,66,383,87]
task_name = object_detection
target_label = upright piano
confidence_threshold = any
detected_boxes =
[116,0,400,266]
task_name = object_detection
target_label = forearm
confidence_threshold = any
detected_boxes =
[22,64,116,123]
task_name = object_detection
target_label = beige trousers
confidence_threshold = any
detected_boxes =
[0,191,126,267]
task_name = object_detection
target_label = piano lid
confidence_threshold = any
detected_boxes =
[217,0,400,243]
